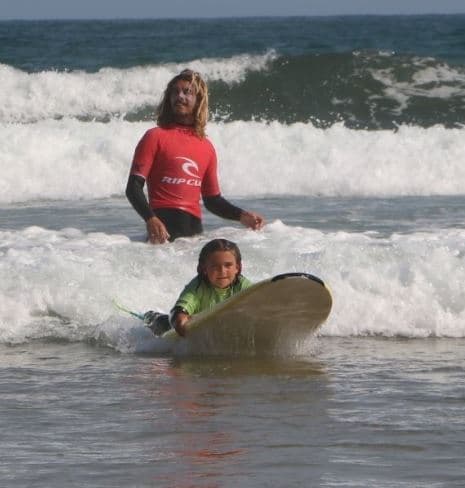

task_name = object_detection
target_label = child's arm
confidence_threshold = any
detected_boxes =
[170,277,201,337]
[170,307,191,337]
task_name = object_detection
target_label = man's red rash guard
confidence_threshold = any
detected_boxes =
[130,125,220,219]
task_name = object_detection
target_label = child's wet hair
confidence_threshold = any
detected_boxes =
[197,238,242,280]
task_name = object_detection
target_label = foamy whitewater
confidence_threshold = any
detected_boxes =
[2,118,465,202]
[1,212,465,349]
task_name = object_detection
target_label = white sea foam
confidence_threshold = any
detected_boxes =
[0,119,464,203]
[0,52,276,123]
[2,51,463,125]
[369,59,465,114]
[1,223,464,349]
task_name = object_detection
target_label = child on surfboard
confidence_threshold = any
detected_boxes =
[144,238,252,337]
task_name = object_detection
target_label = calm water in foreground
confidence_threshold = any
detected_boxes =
[2,337,464,487]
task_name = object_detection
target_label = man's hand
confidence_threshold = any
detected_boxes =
[240,211,265,231]
[146,216,171,244]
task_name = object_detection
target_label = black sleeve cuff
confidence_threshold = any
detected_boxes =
[203,194,243,220]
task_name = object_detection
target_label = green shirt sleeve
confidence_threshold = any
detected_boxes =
[172,276,203,316]
[172,274,254,317]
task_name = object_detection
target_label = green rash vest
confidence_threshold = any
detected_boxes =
[172,275,253,316]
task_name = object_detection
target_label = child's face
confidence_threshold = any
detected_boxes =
[203,250,240,289]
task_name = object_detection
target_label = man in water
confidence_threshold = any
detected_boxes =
[126,69,265,243]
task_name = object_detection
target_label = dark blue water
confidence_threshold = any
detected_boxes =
[2,16,465,71]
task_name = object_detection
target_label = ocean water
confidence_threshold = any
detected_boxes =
[1,16,465,487]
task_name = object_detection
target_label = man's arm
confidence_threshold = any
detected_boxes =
[125,174,153,221]
[125,174,170,243]
[203,194,265,230]
[203,194,243,220]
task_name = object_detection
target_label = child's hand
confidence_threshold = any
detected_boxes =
[173,312,190,337]
[143,310,158,324]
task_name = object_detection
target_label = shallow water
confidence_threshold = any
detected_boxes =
[2,194,464,236]
[2,337,464,487]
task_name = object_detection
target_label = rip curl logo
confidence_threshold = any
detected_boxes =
[160,157,202,187]
[176,157,200,178]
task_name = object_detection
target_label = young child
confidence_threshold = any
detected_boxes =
[144,238,252,336]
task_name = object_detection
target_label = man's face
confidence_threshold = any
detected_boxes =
[170,79,197,123]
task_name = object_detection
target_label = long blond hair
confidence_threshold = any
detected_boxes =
[156,69,209,138]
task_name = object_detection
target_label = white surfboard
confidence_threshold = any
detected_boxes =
[163,272,332,355]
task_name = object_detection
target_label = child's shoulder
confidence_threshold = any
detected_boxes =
[182,275,203,290]
[236,275,253,290]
